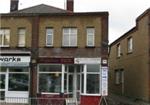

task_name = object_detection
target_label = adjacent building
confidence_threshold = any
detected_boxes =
[109,8,150,102]
[0,0,109,105]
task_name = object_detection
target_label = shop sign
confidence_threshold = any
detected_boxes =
[74,58,101,64]
[38,58,74,64]
[0,56,30,67]
[101,67,108,96]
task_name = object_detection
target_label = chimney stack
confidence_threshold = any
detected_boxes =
[10,0,19,12]
[67,0,74,12]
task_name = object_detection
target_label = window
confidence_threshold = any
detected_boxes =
[115,69,124,84]
[127,37,133,53]
[0,29,10,47]
[8,67,29,91]
[87,28,95,46]
[38,65,62,93]
[18,28,26,47]
[62,28,77,47]
[117,44,121,57]
[46,28,53,46]
[86,64,100,94]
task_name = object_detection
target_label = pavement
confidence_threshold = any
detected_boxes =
[105,93,150,105]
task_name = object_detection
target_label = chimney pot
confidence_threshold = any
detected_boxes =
[10,0,19,12]
[67,0,74,12]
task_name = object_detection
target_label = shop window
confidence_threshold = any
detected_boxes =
[9,74,29,91]
[0,29,10,47]
[38,64,62,93]
[127,37,133,53]
[87,74,99,94]
[86,64,100,94]
[86,28,95,47]
[8,67,29,91]
[18,28,26,47]
[62,28,77,47]
[46,28,53,46]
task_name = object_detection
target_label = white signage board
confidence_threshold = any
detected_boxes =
[74,58,101,64]
[0,56,30,67]
[101,67,108,96]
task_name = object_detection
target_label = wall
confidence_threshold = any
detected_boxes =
[1,17,32,47]
[109,12,150,102]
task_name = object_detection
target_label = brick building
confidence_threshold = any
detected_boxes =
[0,0,109,105]
[109,8,150,102]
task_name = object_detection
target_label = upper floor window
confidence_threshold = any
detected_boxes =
[127,37,133,53]
[117,44,121,57]
[18,28,26,47]
[62,28,77,47]
[86,28,95,47]
[46,28,53,46]
[0,29,10,47]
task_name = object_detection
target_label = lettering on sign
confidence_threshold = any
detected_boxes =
[0,57,21,62]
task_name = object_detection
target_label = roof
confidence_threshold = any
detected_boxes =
[1,4,108,17]
[110,8,150,47]
[10,4,68,14]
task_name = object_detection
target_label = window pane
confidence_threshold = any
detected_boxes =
[9,67,29,72]
[18,29,25,47]
[9,74,29,91]
[4,34,10,45]
[86,74,99,94]
[46,28,53,46]
[39,74,61,93]
[39,65,61,72]
[63,28,77,46]
[128,37,133,52]
[46,35,53,46]
[0,91,5,100]
[87,28,95,46]
[87,64,100,72]
[0,35,2,45]
[0,74,5,89]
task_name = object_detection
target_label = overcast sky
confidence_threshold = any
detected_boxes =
[0,0,150,43]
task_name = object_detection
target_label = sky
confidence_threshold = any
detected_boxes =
[0,0,150,43]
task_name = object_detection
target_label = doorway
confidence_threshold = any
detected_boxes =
[65,65,83,102]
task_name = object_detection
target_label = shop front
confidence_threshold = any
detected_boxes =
[37,57,105,105]
[0,55,30,103]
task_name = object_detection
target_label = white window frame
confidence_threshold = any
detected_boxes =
[86,28,95,47]
[117,44,121,57]
[127,37,133,53]
[81,64,101,96]
[46,28,54,46]
[0,29,10,47]
[18,28,26,47]
[62,28,77,47]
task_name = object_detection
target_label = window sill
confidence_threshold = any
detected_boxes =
[61,46,78,48]
[80,93,101,96]
[85,46,95,48]
[44,46,54,48]
[127,52,133,55]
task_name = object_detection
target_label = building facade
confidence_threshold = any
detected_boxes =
[0,0,109,105]
[109,8,150,102]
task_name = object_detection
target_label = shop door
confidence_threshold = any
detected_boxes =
[0,73,6,102]
[67,65,82,102]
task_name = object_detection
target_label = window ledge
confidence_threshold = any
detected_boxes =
[44,46,54,48]
[80,93,101,96]
[61,46,78,48]
[127,52,133,55]
[85,46,95,48]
